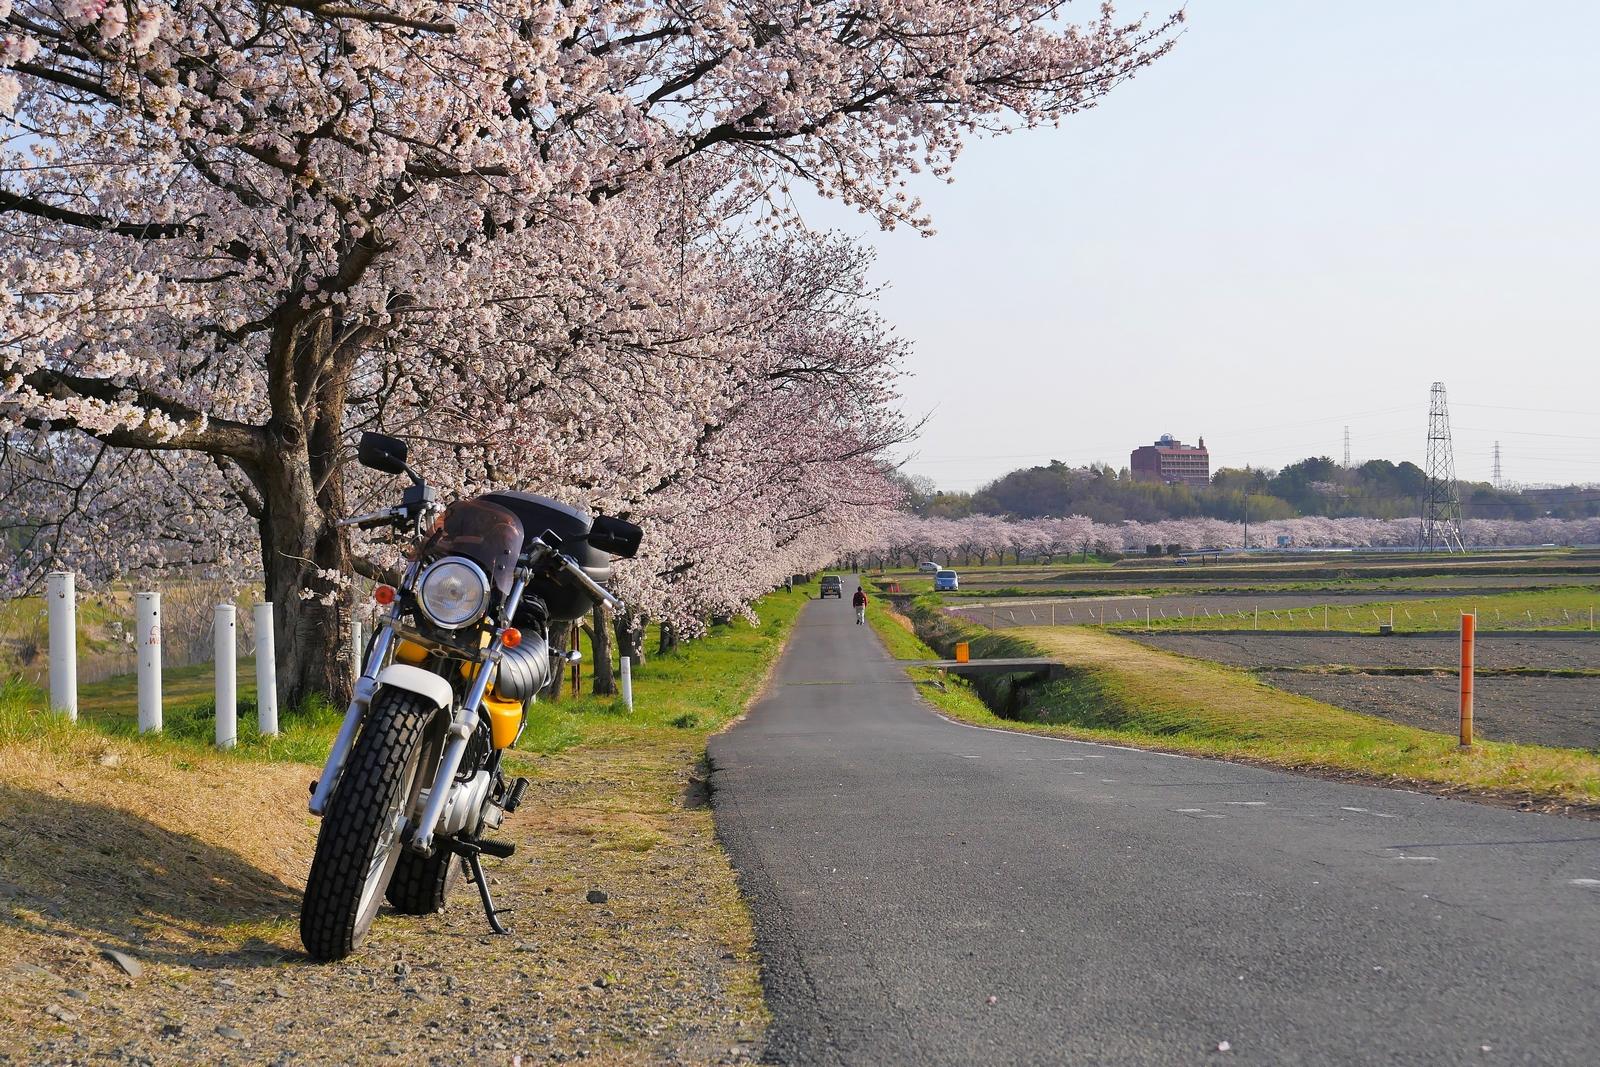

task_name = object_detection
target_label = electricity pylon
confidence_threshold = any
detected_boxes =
[1418,382,1465,553]
[1492,441,1503,489]
[1343,426,1351,468]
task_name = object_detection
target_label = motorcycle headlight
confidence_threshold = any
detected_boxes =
[416,556,490,630]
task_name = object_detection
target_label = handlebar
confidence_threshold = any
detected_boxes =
[337,507,403,530]
[558,553,624,612]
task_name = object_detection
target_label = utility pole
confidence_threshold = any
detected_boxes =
[1492,441,1503,489]
[1343,426,1351,468]
[1419,381,1465,553]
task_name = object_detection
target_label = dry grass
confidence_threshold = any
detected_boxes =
[0,588,818,1063]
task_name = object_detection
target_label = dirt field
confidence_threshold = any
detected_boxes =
[1135,632,1600,671]
[1263,674,1599,752]
[956,573,1600,594]
[952,591,1446,629]
[1131,631,1600,752]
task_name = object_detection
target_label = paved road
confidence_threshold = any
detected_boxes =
[709,578,1600,1065]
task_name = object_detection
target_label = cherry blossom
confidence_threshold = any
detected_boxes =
[3,0,1180,706]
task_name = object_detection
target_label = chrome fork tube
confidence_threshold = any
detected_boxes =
[309,607,400,816]
[409,579,523,851]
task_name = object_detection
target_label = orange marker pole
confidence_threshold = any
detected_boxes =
[1459,612,1475,747]
[955,641,970,664]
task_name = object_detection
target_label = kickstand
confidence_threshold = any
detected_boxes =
[463,849,511,935]
[438,837,512,936]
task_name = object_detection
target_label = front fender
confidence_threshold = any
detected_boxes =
[375,663,454,710]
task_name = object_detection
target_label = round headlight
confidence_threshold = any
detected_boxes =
[416,556,490,630]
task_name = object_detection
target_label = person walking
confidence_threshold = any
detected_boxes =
[852,585,868,625]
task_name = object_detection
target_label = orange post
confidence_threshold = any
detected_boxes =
[954,641,970,663]
[1459,612,1475,747]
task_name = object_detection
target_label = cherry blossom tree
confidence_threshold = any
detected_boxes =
[863,513,1600,565]
[2,0,1178,706]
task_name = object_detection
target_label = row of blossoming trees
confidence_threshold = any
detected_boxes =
[0,0,1179,707]
[859,514,1600,568]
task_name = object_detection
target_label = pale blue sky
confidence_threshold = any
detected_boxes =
[800,1,1600,491]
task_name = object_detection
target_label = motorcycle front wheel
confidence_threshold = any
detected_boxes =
[300,688,435,961]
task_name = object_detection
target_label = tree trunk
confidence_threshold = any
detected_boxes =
[257,428,353,714]
[658,620,677,656]
[616,611,645,668]
[253,310,355,714]
[591,604,614,696]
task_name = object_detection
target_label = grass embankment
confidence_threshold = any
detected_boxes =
[1130,586,1600,633]
[871,594,1600,810]
[2,586,813,1062]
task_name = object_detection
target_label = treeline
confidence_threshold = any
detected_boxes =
[900,458,1599,523]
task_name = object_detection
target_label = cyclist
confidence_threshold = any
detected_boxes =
[852,585,868,625]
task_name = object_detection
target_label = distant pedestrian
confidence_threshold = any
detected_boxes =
[852,586,868,625]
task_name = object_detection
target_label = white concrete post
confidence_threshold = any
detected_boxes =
[135,592,162,733]
[351,617,365,681]
[620,655,634,712]
[47,571,78,721]
[254,602,278,737]
[214,604,237,749]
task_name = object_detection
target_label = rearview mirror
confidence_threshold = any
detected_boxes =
[357,432,409,476]
[589,515,643,559]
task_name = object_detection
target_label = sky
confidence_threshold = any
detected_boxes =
[795,0,1600,492]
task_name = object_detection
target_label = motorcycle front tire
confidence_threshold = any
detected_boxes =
[299,688,434,961]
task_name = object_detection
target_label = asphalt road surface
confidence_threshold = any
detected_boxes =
[709,578,1600,1065]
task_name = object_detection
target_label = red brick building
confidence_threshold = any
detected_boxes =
[1130,434,1210,488]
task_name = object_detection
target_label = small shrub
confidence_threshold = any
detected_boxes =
[669,712,700,729]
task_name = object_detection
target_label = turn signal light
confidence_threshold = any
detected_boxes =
[374,584,396,605]
[502,627,522,649]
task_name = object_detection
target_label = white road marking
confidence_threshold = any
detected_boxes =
[1569,878,1600,887]
[1343,805,1400,819]
[1223,801,1268,806]
[1392,856,1439,862]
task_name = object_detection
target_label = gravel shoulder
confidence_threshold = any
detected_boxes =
[0,725,764,1065]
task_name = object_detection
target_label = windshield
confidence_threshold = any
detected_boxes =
[422,499,524,602]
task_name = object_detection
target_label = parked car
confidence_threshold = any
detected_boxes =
[820,575,843,599]
[918,561,940,573]
[933,569,960,592]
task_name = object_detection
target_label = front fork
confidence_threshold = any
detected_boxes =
[308,620,397,816]
[310,575,528,859]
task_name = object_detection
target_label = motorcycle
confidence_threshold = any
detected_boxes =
[299,431,642,961]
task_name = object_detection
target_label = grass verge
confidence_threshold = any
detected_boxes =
[873,594,1600,812]
[2,585,816,1062]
